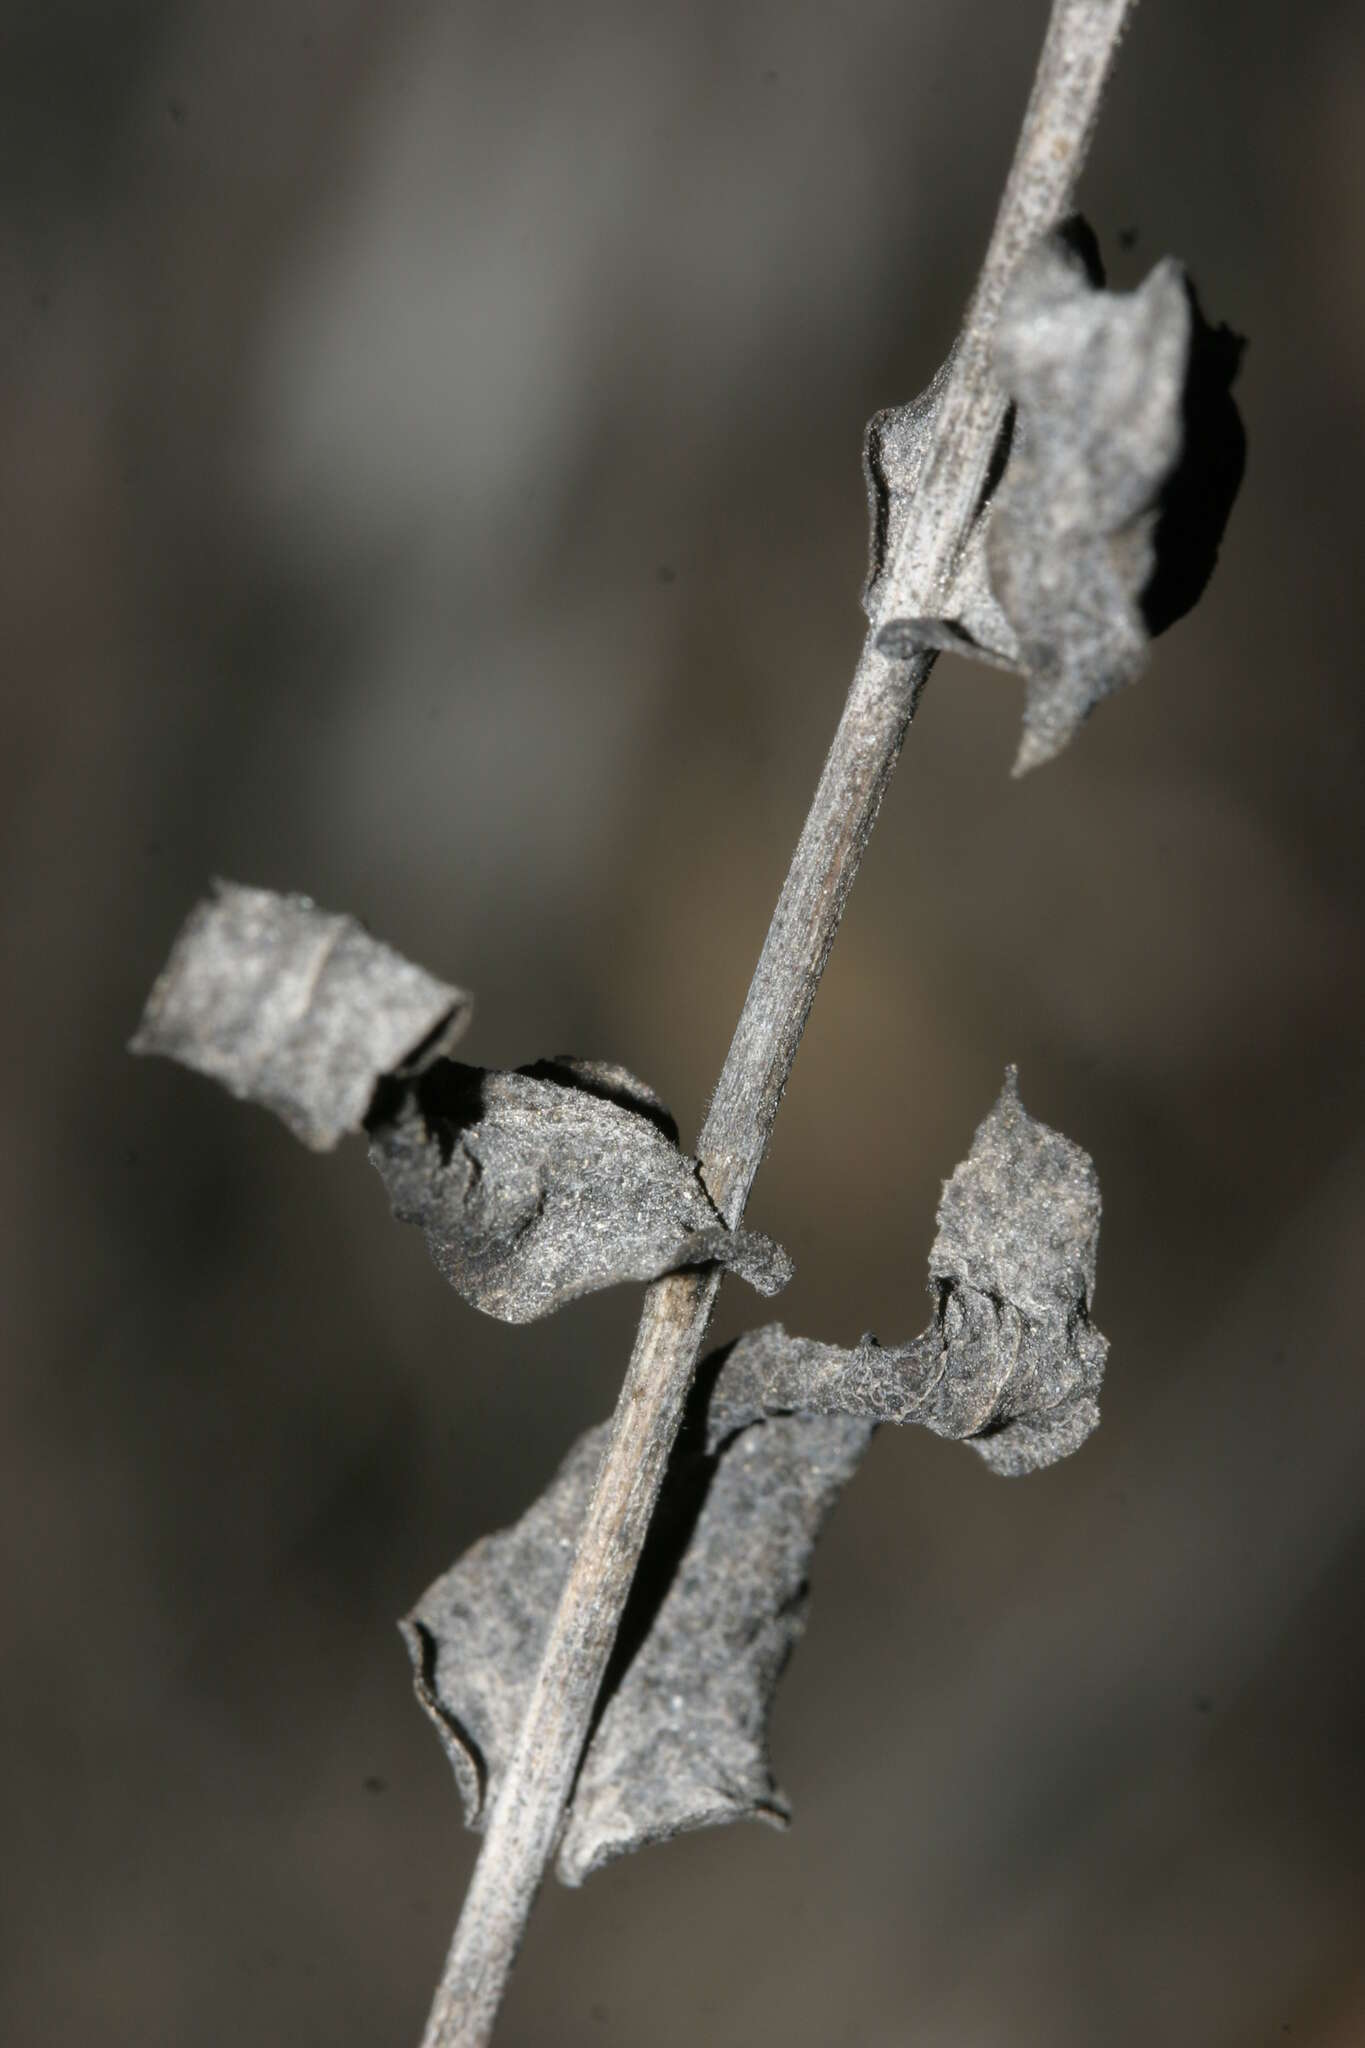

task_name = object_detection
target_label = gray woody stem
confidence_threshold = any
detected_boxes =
[420,5,1135,2042]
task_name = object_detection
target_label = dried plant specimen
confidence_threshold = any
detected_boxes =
[404,1072,1105,1884]
[136,890,790,1322]
[131,3,1242,2041]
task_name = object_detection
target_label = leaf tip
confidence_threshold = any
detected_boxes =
[1011,723,1065,777]
[133,882,473,1151]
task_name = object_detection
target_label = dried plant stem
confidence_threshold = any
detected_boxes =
[878,0,1135,628]
[420,639,922,2048]
[421,5,1135,2041]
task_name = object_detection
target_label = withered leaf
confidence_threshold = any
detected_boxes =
[131,881,471,1150]
[367,1056,792,1322]
[406,1072,1104,1883]
[986,233,1191,772]
[709,1067,1107,1476]
[135,889,790,1318]
[871,227,1226,774]
[403,1405,871,1885]
[560,1412,869,1883]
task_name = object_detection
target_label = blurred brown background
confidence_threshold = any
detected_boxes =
[4,2,1363,2043]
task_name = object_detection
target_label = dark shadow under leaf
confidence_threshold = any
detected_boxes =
[1139,283,1246,638]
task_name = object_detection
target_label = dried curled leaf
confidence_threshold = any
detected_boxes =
[404,1405,870,1885]
[406,1072,1103,1884]
[709,1068,1107,1476]
[135,888,790,1318]
[131,881,471,1149]
[869,226,1238,774]
[560,1412,870,1882]
[987,234,1190,772]
[368,1056,792,1322]
[927,1064,1105,1468]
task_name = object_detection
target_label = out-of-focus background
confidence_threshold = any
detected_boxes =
[4,2,1363,2042]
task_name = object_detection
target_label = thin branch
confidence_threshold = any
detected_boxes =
[875,0,1136,632]
[419,4,1136,2041]
[419,637,920,2048]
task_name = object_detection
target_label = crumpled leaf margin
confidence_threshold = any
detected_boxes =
[868,225,1229,773]
[405,1406,870,1886]
[711,1066,1107,1476]
[405,1069,1106,1882]
[368,1055,792,1322]
[133,884,791,1318]
[131,880,471,1150]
